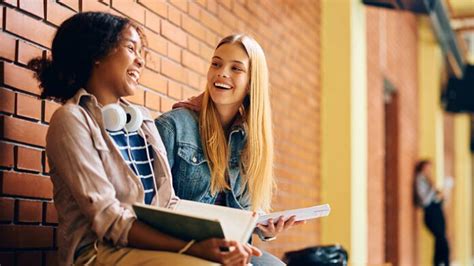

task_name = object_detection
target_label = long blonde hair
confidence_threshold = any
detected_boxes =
[200,34,274,212]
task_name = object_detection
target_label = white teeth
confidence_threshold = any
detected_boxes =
[127,70,139,81]
[214,82,231,89]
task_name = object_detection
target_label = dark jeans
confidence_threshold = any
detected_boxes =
[424,201,450,266]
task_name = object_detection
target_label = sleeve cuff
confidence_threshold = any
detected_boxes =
[256,228,277,242]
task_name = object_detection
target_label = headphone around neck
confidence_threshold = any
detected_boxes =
[102,104,143,132]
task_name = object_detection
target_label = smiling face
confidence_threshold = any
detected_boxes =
[207,43,250,111]
[90,25,144,103]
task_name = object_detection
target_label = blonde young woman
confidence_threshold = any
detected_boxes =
[155,34,302,265]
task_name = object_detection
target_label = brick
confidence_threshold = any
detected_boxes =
[205,30,218,47]
[167,80,182,99]
[199,76,207,89]
[140,68,167,94]
[44,251,58,266]
[124,87,144,105]
[43,100,61,123]
[167,41,181,62]
[16,93,42,121]
[100,0,111,5]
[183,86,199,99]
[0,142,14,168]
[2,62,41,95]
[1,116,48,147]
[232,2,250,22]
[145,9,161,33]
[0,252,14,266]
[44,154,50,174]
[44,201,58,224]
[188,2,201,19]
[16,251,42,266]
[201,10,221,34]
[195,0,206,7]
[138,0,167,18]
[145,50,160,73]
[161,58,186,83]
[207,0,217,13]
[0,171,52,199]
[111,0,145,24]
[0,88,15,114]
[144,29,167,55]
[182,16,206,41]
[219,0,232,10]
[161,20,187,48]
[19,0,45,18]
[2,0,17,6]
[217,4,237,28]
[169,0,187,12]
[17,199,43,223]
[220,24,233,37]
[18,40,44,66]
[0,6,3,29]
[81,0,111,12]
[0,197,14,222]
[0,224,54,248]
[200,42,214,61]
[167,4,181,26]
[0,32,16,61]
[187,36,201,55]
[144,91,161,111]
[58,0,79,11]
[186,69,201,89]
[182,50,206,75]
[46,0,76,27]
[16,146,43,172]
[160,97,175,112]
[5,8,55,48]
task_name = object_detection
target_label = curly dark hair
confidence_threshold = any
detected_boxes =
[28,12,147,103]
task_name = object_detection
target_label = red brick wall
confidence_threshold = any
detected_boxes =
[0,0,321,264]
[366,7,419,265]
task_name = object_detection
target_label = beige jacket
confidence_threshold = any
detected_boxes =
[46,89,179,265]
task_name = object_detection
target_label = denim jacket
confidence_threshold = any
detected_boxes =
[155,107,251,210]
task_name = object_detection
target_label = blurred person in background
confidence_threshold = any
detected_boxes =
[414,159,450,266]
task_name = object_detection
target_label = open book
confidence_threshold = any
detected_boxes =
[257,204,331,225]
[133,200,257,243]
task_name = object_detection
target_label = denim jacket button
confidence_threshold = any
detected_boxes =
[192,156,197,163]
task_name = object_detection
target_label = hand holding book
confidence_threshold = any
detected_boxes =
[255,204,331,240]
[133,200,263,264]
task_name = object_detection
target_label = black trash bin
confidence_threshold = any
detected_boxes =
[283,244,348,266]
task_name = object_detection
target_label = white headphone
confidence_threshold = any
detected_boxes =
[102,104,143,132]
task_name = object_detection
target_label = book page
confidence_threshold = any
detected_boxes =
[175,200,257,243]
[257,204,331,225]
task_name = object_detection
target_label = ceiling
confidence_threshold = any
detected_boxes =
[447,0,474,64]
